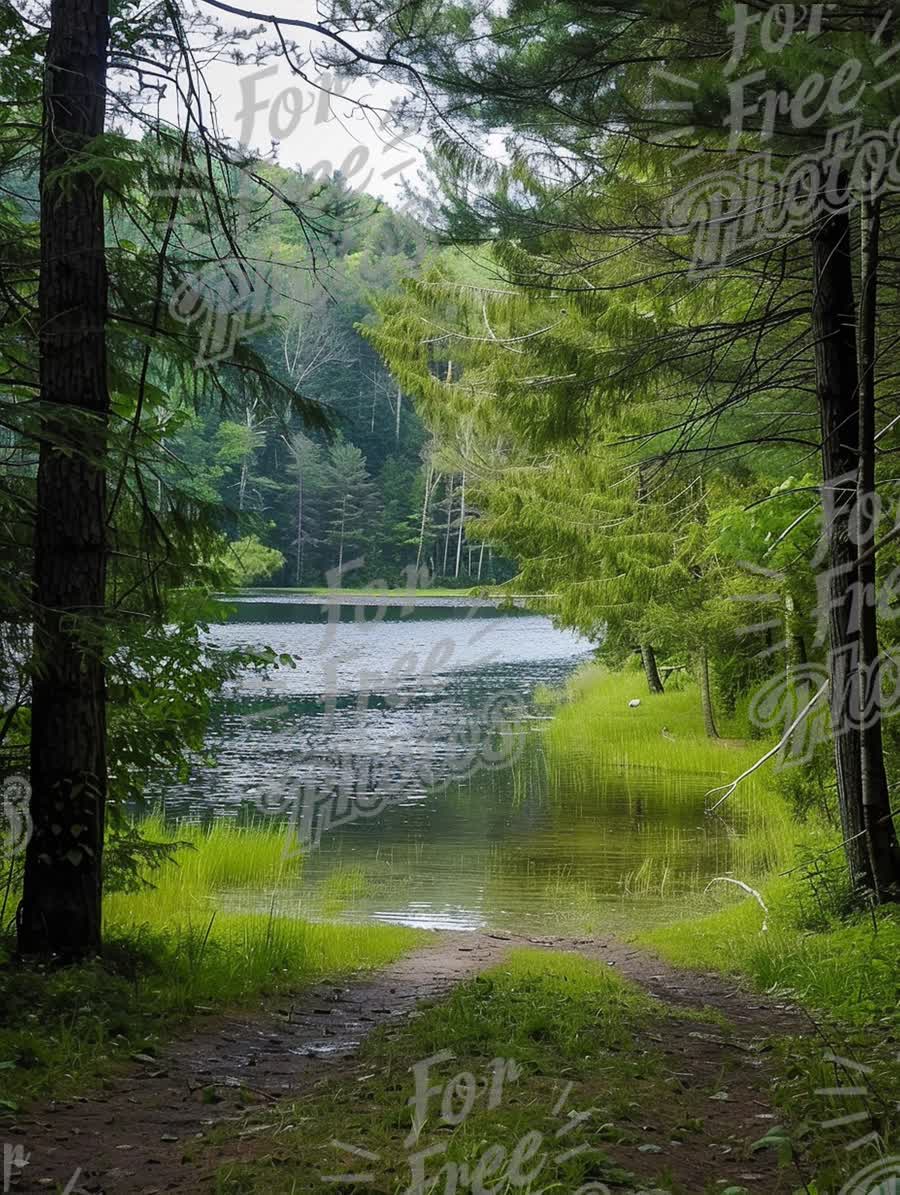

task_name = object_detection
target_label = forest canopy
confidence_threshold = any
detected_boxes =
[0,0,899,960]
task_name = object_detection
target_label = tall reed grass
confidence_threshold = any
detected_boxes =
[104,814,421,1005]
[541,663,805,877]
[107,813,299,924]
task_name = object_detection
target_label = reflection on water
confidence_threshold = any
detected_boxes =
[153,595,745,931]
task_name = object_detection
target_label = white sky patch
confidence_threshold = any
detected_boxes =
[165,0,429,201]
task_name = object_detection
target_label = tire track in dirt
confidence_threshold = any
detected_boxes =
[8,932,808,1194]
[9,933,514,1193]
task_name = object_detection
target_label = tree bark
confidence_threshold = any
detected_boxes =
[856,188,900,900]
[698,647,719,739]
[295,465,304,585]
[416,462,434,573]
[784,595,807,669]
[454,471,466,579]
[442,476,454,576]
[810,188,872,894]
[640,644,664,694]
[337,502,346,576]
[19,0,111,958]
[238,400,260,513]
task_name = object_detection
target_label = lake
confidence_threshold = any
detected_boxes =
[154,594,743,932]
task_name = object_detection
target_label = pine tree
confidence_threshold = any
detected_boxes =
[20,0,112,958]
[325,440,377,577]
[359,0,900,901]
[283,432,328,585]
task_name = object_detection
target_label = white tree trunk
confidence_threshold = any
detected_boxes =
[454,471,467,578]
[417,463,435,572]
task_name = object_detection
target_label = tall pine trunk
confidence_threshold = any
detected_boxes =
[19,0,110,958]
[337,502,346,575]
[295,467,304,585]
[640,645,664,694]
[416,463,435,574]
[454,471,466,578]
[442,476,454,576]
[698,647,719,739]
[810,190,872,894]
[856,189,900,899]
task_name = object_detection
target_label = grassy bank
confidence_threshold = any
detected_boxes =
[0,818,421,1108]
[545,665,899,1185]
[544,663,763,774]
[239,586,478,598]
[639,877,900,1028]
[545,666,896,1023]
[542,664,810,878]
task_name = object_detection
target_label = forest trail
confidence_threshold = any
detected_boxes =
[10,933,807,1194]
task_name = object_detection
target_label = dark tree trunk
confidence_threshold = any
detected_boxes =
[698,646,719,739]
[18,0,110,958]
[855,190,900,900]
[640,644,664,694]
[810,190,873,895]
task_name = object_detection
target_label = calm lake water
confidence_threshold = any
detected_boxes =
[156,595,741,932]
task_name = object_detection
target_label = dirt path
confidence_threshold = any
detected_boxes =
[9,933,808,1194]
[535,936,809,1194]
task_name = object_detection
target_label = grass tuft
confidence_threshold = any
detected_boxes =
[637,878,900,1029]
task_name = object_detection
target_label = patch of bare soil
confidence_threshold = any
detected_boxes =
[8,933,808,1194]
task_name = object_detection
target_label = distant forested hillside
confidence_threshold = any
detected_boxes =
[171,163,507,589]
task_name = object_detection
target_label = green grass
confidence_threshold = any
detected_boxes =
[238,586,479,598]
[542,663,808,876]
[210,948,734,1195]
[545,663,764,774]
[548,668,894,1021]
[109,813,300,911]
[638,892,900,1191]
[0,818,422,1108]
[638,877,900,1029]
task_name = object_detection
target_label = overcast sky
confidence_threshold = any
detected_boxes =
[177,2,428,204]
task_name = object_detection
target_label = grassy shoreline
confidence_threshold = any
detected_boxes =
[545,663,898,1025]
[549,664,900,1187]
[543,664,808,880]
[3,661,896,1185]
[0,819,422,1107]
[236,585,485,598]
